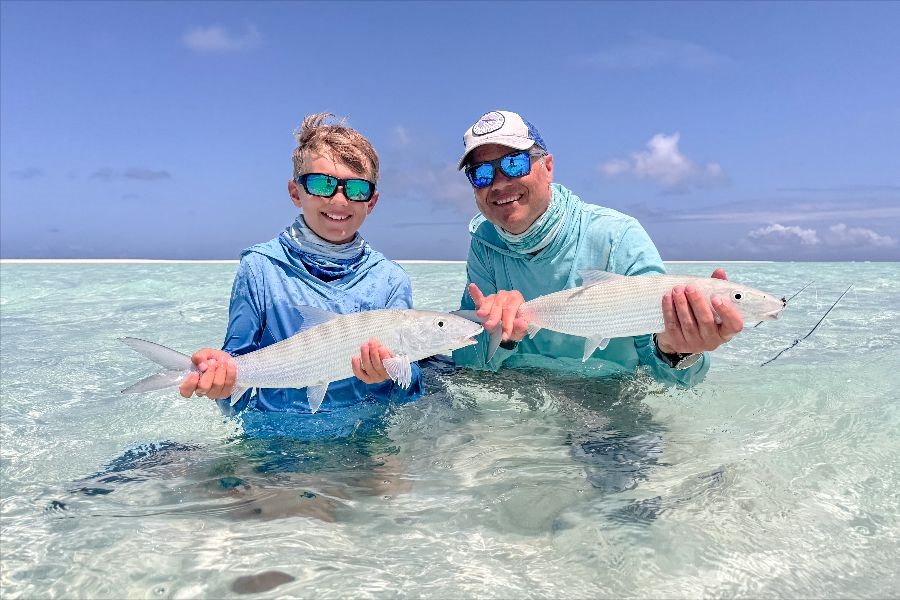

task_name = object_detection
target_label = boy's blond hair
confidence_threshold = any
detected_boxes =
[291,113,379,182]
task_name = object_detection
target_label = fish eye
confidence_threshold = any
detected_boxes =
[732,291,743,301]
[437,320,444,328]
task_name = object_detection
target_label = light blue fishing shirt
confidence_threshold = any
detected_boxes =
[215,231,424,437]
[452,183,709,387]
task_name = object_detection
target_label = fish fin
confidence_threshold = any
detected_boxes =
[121,337,192,371]
[295,305,340,330]
[449,309,481,324]
[527,323,542,339]
[577,270,624,288]
[306,384,328,414]
[383,354,412,388]
[229,386,249,407]
[120,337,194,394]
[486,325,503,361]
[582,336,610,362]
[712,308,723,325]
[121,370,189,394]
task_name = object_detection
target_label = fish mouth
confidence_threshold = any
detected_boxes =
[762,308,784,320]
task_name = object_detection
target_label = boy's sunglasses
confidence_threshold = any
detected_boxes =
[295,173,376,202]
[465,150,542,189]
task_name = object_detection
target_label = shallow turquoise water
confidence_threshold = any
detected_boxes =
[1,261,898,598]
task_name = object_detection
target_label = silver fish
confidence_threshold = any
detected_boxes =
[516,270,786,361]
[121,307,483,413]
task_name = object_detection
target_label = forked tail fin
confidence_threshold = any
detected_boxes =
[120,337,195,394]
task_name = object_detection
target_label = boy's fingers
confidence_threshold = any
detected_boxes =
[179,372,199,398]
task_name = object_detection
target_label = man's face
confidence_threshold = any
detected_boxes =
[467,144,554,235]
[288,152,378,244]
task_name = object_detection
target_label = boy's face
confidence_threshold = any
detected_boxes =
[288,152,378,244]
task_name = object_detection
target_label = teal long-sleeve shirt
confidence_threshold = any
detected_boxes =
[452,184,709,387]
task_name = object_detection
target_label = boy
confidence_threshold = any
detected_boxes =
[179,113,423,437]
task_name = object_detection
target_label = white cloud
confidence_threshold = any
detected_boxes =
[824,224,898,248]
[392,126,411,147]
[748,224,820,246]
[745,223,897,250]
[182,24,260,52]
[600,133,726,192]
[574,33,731,70]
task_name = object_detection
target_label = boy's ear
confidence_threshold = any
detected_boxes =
[288,179,303,209]
[366,191,379,214]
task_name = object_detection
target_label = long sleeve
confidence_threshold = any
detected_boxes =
[384,271,424,401]
[608,223,709,387]
[451,243,518,371]
[218,259,266,411]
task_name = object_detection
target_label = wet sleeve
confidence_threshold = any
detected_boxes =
[222,258,265,356]
[221,258,265,408]
[384,271,424,400]
[451,243,518,371]
[610,222,710,387]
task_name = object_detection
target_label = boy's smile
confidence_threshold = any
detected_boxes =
[289,153,378,244]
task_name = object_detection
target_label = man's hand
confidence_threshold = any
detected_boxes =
[179,348,237,400]
[352,339,393,384]
[655,268,744,355]
[468,283,529,342]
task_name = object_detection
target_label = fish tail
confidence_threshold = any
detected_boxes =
[120,337,195,394]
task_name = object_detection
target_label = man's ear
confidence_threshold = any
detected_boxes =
[366,191,379,214]
[288,179,303,209]
[542,153,554,178]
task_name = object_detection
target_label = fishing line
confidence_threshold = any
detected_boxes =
[760,284,853,367]
[755,281,813,327]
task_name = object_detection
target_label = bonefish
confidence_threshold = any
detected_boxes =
[121,306,483,413]
[466,271,786,362]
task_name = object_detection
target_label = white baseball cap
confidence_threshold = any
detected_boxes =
[458,110,548,170]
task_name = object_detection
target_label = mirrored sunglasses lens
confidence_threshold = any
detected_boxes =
[500,152,531,178]
[469,164,495,188]
[344,179,373,201]
[305,174,338,196]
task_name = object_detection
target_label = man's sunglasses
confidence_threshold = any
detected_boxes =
[295,173,376,202]
[464,150,543,189]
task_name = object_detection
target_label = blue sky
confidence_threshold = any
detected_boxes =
[2,1,898,261]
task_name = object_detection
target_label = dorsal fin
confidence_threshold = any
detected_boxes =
[296,305,339,330]
[577,270,624,288]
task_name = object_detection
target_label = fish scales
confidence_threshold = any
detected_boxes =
[520,273,786,343]
[234,310,411,388]
[523,275,682,338]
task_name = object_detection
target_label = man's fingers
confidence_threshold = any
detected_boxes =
[468,283,486,307]
[686,286,718,340]
[711,268,727,280]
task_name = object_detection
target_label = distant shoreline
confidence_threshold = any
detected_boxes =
[0,258,778,264]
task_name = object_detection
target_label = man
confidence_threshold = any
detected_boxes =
[451,110,742,385]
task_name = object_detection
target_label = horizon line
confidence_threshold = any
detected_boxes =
[0,258,785,265]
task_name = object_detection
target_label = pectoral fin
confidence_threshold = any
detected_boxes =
[582,336,610,362]
[307,384,328,414]
[486,324,503,362]
[383,354,412,388]
[527,323,542,339]
[229,385,250,407]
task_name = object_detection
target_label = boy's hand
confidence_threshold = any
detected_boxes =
[179,348,238,400]
[352,338,392,384]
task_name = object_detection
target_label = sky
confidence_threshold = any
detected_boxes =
[2,1,899,261]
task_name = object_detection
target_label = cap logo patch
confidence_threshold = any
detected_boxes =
[472,111,505,136]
